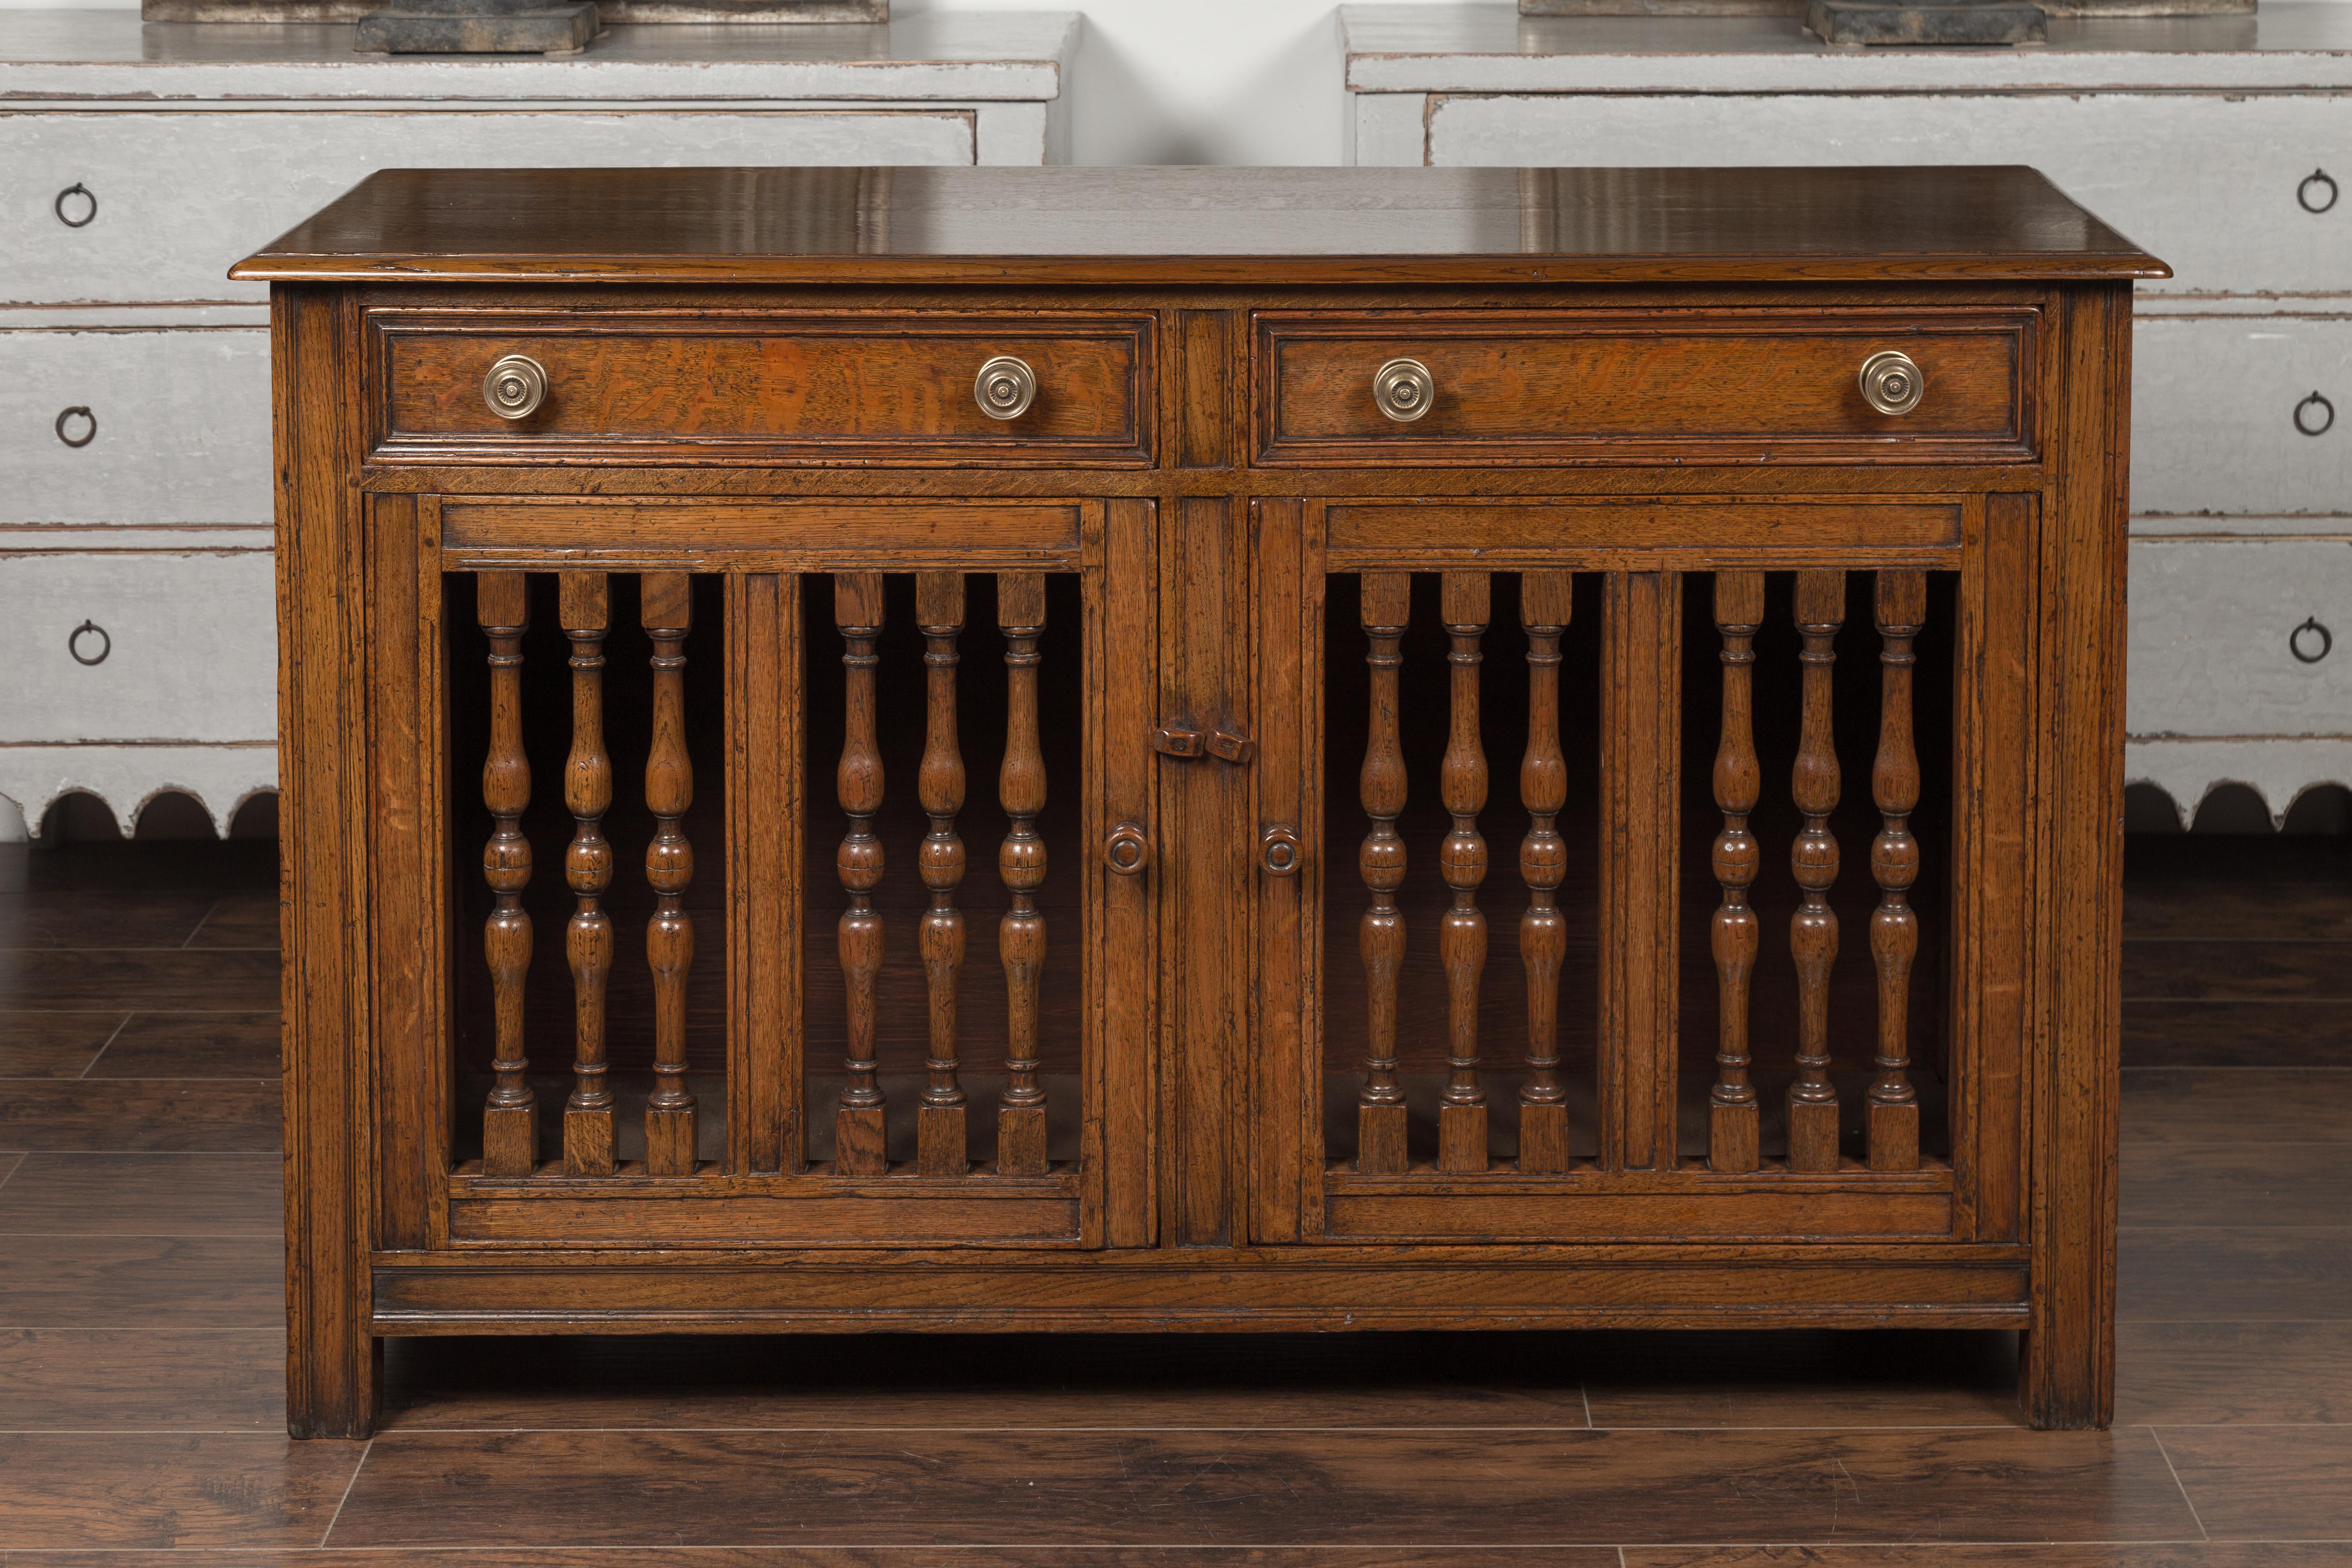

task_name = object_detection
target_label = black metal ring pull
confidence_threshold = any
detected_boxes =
[2296,392,2336,438]
[67,620,110,667]
[2292,617,2333,665]
[53,183,96,228]
[54,406,95,448]
[2300,169,2339,214]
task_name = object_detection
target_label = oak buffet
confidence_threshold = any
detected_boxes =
[235,165,2160,1437]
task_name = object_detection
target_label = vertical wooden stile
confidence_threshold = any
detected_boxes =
[1869,568,1927,1171]
[559,572,616,1176]
[832,572,888,1176]
[996,571,1051,1176]
[476,570,536,1177]
[641,572,698,1176]
[1708,571,1765,1175]
[1354,572,1411,1175]
[916,572,971,1178]
[1437,571,1492,1175]
[1787,569,1845,1173]
[1516,572,1573,1175]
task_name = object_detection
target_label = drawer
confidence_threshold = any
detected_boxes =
[2128,538,2352,739]
[0,327,271,525]
[373,313,1154,465]
[0,544,276,743]
[1253,310,2030,466]
[2134,315,2352,517]
[1424,94,2350,297]
[2,110,980,306]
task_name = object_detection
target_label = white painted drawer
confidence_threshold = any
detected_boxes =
[2128,537,2352,739]
[1,108,979,305]
[0,544,276,744]
[2134,315,2352,517]
[1424,92,2351,297]
[0,327,271,526]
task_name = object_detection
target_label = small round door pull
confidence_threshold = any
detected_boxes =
[1260,824,1303,877]
[1372,357,1434,422]
[2295,392,2335,438]
[2300,169,2339,214]
[975,355,1037,420]
[54,183,97,228]
[67,620,110,666]
[1858,350,1925,416]
[1104,821,1150,876]
[483,354,548,420]
[54,406,95,448]
[2291,617,2333,665]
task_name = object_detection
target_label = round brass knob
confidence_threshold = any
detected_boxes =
[1372,357,1434,423]
[1260,824,1303,878]
[1858,350,1925,417]
[1104,821,1149,876]
[975,355,1037,420]
[483,354,548,420]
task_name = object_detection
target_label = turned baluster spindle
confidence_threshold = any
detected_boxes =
[1707,571,1766,1175]
[1355,572,1412,1176]
[915,571,971,1179]
[1868,569,1927,1172]
[478,571,537,1177]
[559,572,616,1177]
[996,571,1051,1177]
[1787,569,1845,1173]
[642,573,698,1176]
[833,572,889,1177]
[1516,570,1572,1176]
[1437,571,1491,1176]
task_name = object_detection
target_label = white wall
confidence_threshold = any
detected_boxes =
[898,0,1353,165]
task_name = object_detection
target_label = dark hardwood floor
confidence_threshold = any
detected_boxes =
[0,833,2344,1563]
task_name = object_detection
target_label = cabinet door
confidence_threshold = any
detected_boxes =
[1251,498,2033,1249]
[364,496,1155,1251]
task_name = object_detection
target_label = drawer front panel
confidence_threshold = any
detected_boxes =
[377,315,1153,464]
[0,327,270,525]
[2,110,978,306]
[2134,315,2352,517]
[1255,312,2029,466]
[1424,92,2349,297]
[0,548,276,743]
[2128,537,2352,739]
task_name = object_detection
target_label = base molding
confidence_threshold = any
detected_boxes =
[2126,736,2352,829]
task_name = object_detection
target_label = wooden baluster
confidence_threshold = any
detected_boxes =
[1516,571,1571,1176]
[1868,569,1926,1172]
[1708,571,1765,1175]
[1355,572,1411,1176]
[642,573,698,1176]
[560,572,616,1177]
[916,571,970,1179]
[478,571,537,1177]
[1787,569,1845,1173]
[833,572,888,1177]
[1438,570,1491,1176]
[996,571,1050,1177]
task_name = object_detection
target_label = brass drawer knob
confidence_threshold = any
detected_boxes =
[483,354,548,420]
[1858,350,1925,416]
[1372,356,1434,422]
[1104,821,1149,876]
[975,355,1037,420]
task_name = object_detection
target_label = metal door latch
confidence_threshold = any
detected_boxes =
[1153,723,1254,763]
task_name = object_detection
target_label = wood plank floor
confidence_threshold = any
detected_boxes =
[0,835,2344,1563]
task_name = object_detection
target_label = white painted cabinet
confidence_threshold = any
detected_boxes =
[1343,3,2352,827]
[0,9,1078,839]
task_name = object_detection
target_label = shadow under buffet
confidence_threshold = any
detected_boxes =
[239,164,2158,1438]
